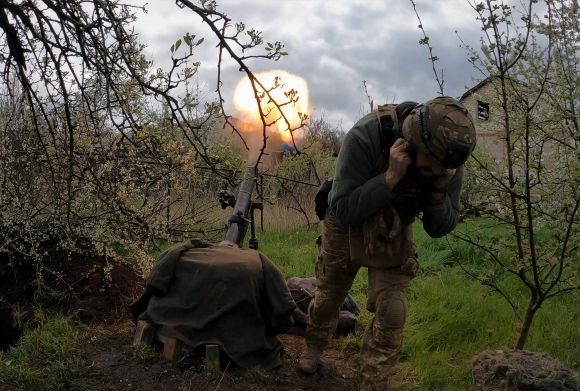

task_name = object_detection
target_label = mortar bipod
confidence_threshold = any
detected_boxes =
[249,201,263,250]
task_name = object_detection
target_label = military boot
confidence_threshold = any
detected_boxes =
[298,345,323,375]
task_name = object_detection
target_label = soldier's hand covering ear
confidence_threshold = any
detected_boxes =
[384,139,413,190]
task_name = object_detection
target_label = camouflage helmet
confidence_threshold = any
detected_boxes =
[401,96,476,168]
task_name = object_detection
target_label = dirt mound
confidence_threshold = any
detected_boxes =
[472,349,580,391]
[0,240,143,349]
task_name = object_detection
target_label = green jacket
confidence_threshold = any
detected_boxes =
[328,103,465,238]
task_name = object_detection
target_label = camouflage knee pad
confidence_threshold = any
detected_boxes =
[373,290,406,346]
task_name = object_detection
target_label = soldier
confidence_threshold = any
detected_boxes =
[299,97,477,390]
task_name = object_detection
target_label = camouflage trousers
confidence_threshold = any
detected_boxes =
[305,210,418,391]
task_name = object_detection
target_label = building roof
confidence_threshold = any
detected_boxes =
[459,78,492,102]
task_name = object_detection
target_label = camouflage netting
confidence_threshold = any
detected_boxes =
[472,349,580,391]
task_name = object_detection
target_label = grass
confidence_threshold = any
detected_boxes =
[257,226,370,310]
[3,214,579,390]
[0,315,87,391]
[257,227,320,278]
[256,217,580,390]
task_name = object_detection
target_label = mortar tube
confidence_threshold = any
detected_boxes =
[223,165,257,247]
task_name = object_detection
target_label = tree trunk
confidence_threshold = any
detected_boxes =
[515,299,541,349]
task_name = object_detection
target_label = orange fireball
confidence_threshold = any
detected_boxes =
[233,70,310,144]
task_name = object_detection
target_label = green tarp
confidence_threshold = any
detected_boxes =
[134,239,296,371]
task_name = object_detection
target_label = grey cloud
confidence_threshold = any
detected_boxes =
[131,0,485,128]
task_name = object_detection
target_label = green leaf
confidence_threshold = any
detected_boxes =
[175,39,182,51]
[280,52,288,56]
[170,44,175,53]
[197,37,205,46]
[184,34,191,46]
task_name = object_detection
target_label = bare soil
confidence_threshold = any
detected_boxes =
[81,322,358,391]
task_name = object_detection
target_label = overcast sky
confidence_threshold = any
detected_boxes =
[130,0,486,129]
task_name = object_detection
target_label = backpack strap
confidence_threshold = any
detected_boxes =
[374,104,398,156]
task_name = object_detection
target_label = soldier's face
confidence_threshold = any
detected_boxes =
[414,152,444,177]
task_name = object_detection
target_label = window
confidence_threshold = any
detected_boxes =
[477,101,490,121]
